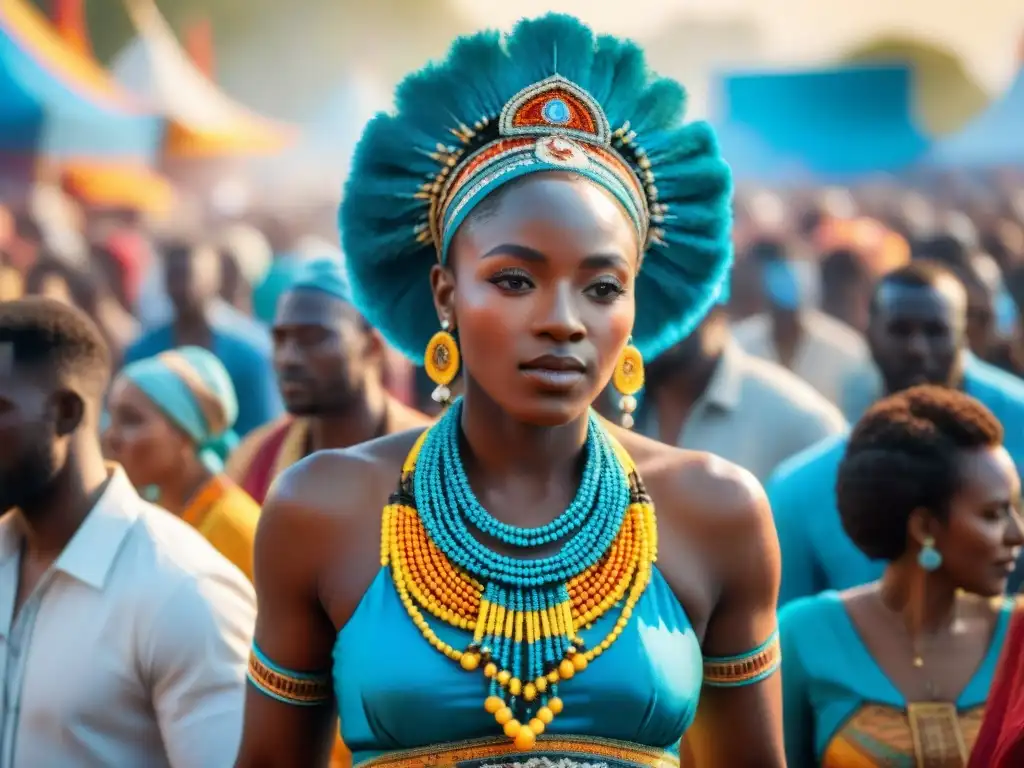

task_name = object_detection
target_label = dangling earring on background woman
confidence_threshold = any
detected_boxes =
[910,534,943,669]
[425,319,460,407]
[613,338,644,428]
[917,534,943,572]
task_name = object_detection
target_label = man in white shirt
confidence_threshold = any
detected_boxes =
[0,297,256,768]
[639,307,848,481]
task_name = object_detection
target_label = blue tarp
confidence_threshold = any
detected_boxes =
[714,64,931,180]
[0,11,160,161]
[714,121,812,185]
[924,69,1024,168]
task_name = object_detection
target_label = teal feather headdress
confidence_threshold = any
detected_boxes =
[340,14,733,363]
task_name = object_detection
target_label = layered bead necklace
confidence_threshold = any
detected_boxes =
[382,399,657,750]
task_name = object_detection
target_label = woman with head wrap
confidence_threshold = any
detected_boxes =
[236,15,783,768]
[103,346,260,580]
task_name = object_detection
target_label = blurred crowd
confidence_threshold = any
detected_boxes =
[4,169,1024,483]
[5,161,1024,766]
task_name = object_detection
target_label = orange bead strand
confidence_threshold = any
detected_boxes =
[382,430,658,750]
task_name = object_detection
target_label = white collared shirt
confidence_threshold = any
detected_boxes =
[643,341,848,481]
[0,467,256,768]
[731,309,871,405]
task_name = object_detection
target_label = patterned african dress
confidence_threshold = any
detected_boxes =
[781,590,1014,767]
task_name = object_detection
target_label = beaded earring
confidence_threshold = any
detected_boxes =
[425,320,460,406]
[917,535,943,571]
[612,340,644,428]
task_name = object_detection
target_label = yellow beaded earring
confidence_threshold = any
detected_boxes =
[612,339,644,428]
[425,319,460,406]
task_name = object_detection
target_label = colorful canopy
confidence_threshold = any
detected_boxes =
[112,0,296,159]
[924,67,1024,168]
[0,0,160,161]
[715,64,930,180]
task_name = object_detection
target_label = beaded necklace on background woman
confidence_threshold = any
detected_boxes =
[235,15,783,768]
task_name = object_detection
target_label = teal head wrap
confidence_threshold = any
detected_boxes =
[121,346,240,473]
[251,257,309,325]
[340,14,733,363]
[286,257,354,305]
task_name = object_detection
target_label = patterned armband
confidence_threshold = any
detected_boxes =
[247,643,333,706]
[702,630,781,688]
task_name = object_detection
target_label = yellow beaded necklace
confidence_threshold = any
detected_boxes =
[382,426,657,750]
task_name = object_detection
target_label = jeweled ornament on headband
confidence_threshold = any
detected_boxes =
[419,74,655,259]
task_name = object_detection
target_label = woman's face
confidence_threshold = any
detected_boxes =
[102,376,194,489]
[439,173,639,426]
[933,445,1024,596]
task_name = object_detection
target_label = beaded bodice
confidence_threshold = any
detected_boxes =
[333,405,704,763]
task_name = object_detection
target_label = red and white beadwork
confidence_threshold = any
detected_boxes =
[534,137,590,169]
[417,74,661,255]
[500,75,611,145]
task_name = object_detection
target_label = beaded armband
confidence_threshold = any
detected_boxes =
[246,644,333,706]
[702,630,781,688]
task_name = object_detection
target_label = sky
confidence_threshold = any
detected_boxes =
[449,0,1024,92]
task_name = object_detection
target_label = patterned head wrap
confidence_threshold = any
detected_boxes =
[340,14,733,362]
[121,346,239,473]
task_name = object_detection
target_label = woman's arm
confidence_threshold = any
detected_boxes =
[683,464,785,768]
[234,465,341,768]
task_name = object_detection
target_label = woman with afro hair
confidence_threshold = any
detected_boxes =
[780,385,1023,767]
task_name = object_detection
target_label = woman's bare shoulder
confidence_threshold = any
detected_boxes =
[256,428,428,565]
[612,425,779,611]
[613,425,771,539]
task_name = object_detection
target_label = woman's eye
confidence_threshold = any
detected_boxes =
[586,280,625,300]
[490,272,534,291]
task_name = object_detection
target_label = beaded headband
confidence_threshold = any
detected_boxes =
[341,14,734,363]
[420,75,656,261]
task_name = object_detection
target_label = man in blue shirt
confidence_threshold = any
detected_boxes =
[771,261,1024,604]
[124,241,282,437]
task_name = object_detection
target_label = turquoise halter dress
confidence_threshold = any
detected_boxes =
[334,564,703,765]
[246,406,781,768]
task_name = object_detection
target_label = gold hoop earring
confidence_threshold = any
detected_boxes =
[425,320,460,406]
[613,340,644,428]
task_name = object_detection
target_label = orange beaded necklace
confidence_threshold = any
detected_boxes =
[382,419,657,751]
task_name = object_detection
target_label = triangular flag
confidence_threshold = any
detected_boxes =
[184,16,216,80]
[50,0,92,58]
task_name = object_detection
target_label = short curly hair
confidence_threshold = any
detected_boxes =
[837,385,1003,561]
[0,296,112,397]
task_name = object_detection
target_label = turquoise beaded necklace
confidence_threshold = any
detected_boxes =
[412,398,632,712]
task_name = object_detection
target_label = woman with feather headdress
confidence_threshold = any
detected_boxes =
[234,15,784,768]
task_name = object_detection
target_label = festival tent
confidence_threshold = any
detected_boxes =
[923,66,1024,168]
[112,0,296,160]
[0,0,160,164]
[714,121,811,186]
[714,64,931,179]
